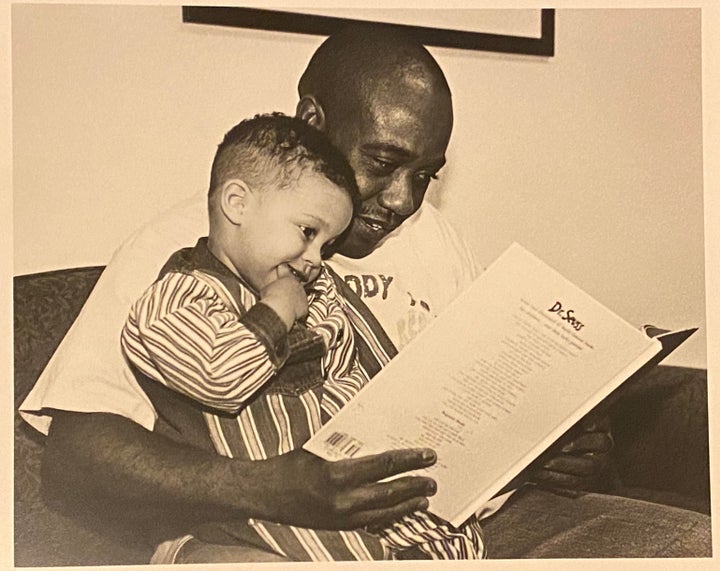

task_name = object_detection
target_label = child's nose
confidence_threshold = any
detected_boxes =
[303,242,323,269]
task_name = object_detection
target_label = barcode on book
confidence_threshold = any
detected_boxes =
[325,431,363,458]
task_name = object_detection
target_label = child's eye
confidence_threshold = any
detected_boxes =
[299,225,316,240]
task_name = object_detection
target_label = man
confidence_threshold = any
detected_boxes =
[21,25,710,561]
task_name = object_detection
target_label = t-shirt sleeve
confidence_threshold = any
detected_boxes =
[435,208,482,291]
[19,193,208,434]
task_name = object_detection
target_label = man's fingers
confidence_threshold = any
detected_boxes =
[533,468,586,489]
[580,413,611,432]
[348,497,431,531]
[561,431,613,454]
[331,448,436,486]
[532,417,613,493]
[341,475,436,513]
[542,455,598,477]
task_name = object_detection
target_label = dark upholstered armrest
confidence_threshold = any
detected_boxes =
[14,266,152,566]
[607,365,710,514]
[14,266,105,409]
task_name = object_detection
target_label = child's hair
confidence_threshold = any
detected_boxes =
[209,113,359,207]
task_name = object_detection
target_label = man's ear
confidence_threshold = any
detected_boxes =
[220,179,251,225]
[296,95,326,131]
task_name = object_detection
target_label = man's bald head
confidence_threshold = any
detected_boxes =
[298,25,451,131]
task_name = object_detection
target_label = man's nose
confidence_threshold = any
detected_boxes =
[377,174,415,217]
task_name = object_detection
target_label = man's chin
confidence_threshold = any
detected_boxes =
[334,237,380,259]
[334,218,393,258]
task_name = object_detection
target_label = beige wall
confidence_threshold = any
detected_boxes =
[12,6,706,368]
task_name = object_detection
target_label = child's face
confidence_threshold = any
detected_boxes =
[230,172,353,292]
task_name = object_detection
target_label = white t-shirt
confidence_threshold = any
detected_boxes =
[330,206,479,351]
[20,192,480,435]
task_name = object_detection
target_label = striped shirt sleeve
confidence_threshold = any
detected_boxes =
[121,271,288,414]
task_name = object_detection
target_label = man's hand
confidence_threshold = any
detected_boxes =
[252,448,437,530]
[530,414,614,492]
[259,276,309,331]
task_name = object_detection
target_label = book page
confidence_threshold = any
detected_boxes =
[305,243,661,526]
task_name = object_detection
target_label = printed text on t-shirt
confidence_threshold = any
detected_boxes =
[343,274,394,300]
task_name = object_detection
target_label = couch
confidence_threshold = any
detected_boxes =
[13,266,712,566]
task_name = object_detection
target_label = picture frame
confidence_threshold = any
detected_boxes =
[182,6,555,57]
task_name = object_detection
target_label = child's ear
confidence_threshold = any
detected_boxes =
[296,95,326,131]
[220,179,251,225]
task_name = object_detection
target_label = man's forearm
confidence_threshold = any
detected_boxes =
[42,411,253,526]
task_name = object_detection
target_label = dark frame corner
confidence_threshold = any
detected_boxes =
[182,7,555,58]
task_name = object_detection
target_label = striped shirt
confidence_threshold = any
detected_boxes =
[121,239,485,561]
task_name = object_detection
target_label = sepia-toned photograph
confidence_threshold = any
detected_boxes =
[9,3,716,568]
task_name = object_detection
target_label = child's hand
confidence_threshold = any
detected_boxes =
[260,276,309,331]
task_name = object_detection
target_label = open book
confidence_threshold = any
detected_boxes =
[304,243,696,527]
